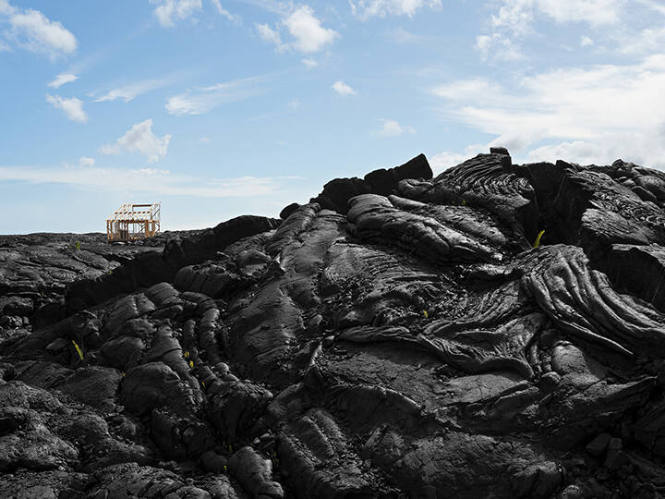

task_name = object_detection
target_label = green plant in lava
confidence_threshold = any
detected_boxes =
[533,230,546,249]
[71,339,84,360]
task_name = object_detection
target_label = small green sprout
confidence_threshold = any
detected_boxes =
[201,380,206,388]
[189,360,194,368]
[461,199,467,206]
[71,340,84,361]
[184,351,190,359]
[74,241,81,251]
[223,465,228,472]
[423,310,429,319]
[228,443,233,453]
[533,230,546,249]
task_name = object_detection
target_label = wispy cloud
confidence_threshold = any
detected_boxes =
[0,164,287,198]
[350,0,442,20]
[256,23,284,50]
[232,0,290,15]
[165,76,264,115]
[432,54,665,167]
[100,119,171,163]
[1,1,77,58]
[477,0,624,62]
[48,73,78,88]
[46,94,87,123]
[636,0,665,15]
[475,33,524,61]
[616,26,665,56]
[256,5,338,54]
[389,27,424,44]
[94,78,172,103]
[79,156,95,167]
[301,57,318,68]
[150,0,202,27]
[375,119,415,137]
[211,0,238,22]
[428,145,484,174]
[332,80,356,96]
[149,0,238,27]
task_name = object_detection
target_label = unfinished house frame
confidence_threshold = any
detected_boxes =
[106,203,161,243]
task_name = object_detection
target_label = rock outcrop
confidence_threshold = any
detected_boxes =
[2,150,665,498]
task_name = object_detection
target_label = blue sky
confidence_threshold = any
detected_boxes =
[2,0,665,233]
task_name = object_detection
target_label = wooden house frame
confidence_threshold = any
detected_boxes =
[106,203,161,243]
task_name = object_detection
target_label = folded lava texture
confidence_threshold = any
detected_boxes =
[3,150,665,498]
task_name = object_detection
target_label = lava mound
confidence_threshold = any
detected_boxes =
[3,150,665,498]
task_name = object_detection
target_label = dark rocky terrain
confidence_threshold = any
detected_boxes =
[2,149,665,498]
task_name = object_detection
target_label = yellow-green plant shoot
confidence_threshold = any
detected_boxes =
[72,340,84,360]
[533,230,545,249]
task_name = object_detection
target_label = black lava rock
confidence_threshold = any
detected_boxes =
[3,148,665,498]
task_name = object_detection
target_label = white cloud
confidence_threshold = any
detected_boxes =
[283,6,338,53]
[150,0,202,27]
[5,6,77,57]
[475,34,492,55]
[0,0,14,15]
[256,23,284,49]
[46,95,87,123]
[0,164,284,198]
[617,26,665,55]
[48,73,78,88]
[137,167,170,175]
[490,0,535,36]
[350,0,442,19]
[100,119,171,163]
[475,33,523,61]
[165,76,263,115]
[376,119,415,137]
[580,35,594,47]
[257,6,337,54]
[94,78,170,103]
[332,80,356,96]
[210,0,236,21]
[636,0,665,16]
[390,26,423,44]
[199,136,211,143]
[150,0,236,25]
[491,0,623,32]
[429,151,469,172]
[536,0,623,26]
[432,54,665,167]
[479,0,623,61]
[432,78,503,100]
[429,146,484,174]
[234,0,289,15]
[301,57,318,68]
[79,156,95,167]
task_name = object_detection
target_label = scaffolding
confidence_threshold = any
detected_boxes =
[106,202,161,243]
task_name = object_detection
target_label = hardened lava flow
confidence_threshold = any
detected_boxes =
[2,148,665,498]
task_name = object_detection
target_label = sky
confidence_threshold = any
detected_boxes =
[2,0,665,233]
